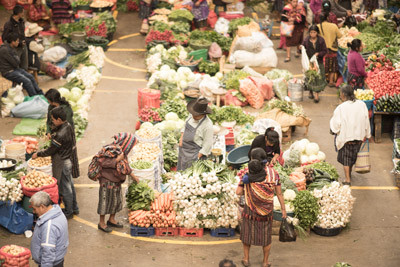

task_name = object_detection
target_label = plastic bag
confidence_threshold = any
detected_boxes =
[279,218,297,242]
[209,42,222,59]
[234,35,263,53]
[0,201,34,235]
[242,66,263,78]
[301,46,310,72]
[42,46,67,63]
[309,55,320,73]
[249,76,274,100]
[215,17,230,35]
[199,78,220,102]
[239,78,264,109]
[237,21,261,37]
[280,21,294,37]
[251,118,282,143]
[11,95,49,119]
[231,47,278,68]
[207,10,218,28]
[224,89,248,106]
[272,78,288,100]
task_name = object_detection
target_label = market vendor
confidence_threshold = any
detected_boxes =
[32,106,79,219]
[248,128,281,166]
[177,97,213,171]
[347,39,367,89]
[28,0,51,30]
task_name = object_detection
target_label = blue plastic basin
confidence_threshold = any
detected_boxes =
[227,145,251,169]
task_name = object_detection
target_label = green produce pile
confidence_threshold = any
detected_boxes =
[208,105,255,125]
[184,160,236,184]
[264,99,306,117]
[171,21,191,34]
[375,94,400,112]
[73,113,88,140]
[305,162,339,180]
[130,161,153,170]
[151,21,170,32]
[292,190,319,229]
[189,38,212,48]
[0,168,26,181]
[126,181,155,211]
[228,17,252,35]
[189,30,232,52]
[222,70,250,90]
[265,69,293,81]
[162,131,179,171]
[159,98,189,120]
[68,50,91,68]
[198,61,219,76]
[273,163,298,192]
[306,169,335,191]
[59,12,116,36]
[168,9,194,22]
[236,128,257,146]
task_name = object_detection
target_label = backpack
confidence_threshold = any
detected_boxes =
[87,155,101,181]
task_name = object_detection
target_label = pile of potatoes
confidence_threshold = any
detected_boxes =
[23,170,54,188]
[28,157,51,167]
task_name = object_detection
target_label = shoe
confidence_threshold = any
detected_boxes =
[73,210,79,215]
[342,182,351,186]
[284,58,291,62]
[241,260,250,267]
[328,83,336,87]
[308,92,314,99]
[314,98,320,103]
[64,213,73,219]
[98,224,112,233]
[107,221,123,228]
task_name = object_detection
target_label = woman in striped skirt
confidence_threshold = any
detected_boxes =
[96,133,139,233]
[236,148,286,267]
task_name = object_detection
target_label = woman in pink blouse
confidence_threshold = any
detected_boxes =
[347,39,367,89]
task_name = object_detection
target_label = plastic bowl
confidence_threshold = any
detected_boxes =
[0,158,17,172]
[312,225,343,237]
[227,145,251,169]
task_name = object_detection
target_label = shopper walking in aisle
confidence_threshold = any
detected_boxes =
[302,24,328,102]
[281,0,306,62]
[347,39,367,89]
[330,85,371,185]
[2,5,28,71]
[177,97,213,171]
[318,12,342,87]
[32,107,79,219]
[236,148,286,267]
[0,33,44,96]
[30,191,68,267]
[92,133,139,233]
[248,128,282,165]
[310,0,323,23]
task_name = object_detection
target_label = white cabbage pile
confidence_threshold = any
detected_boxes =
[283,139,326,166]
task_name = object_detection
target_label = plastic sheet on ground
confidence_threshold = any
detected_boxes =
[12,118,46,136]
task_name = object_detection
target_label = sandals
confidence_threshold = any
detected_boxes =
[107,221,123,228]
[308,92,314,99]
[98,224,112,233]
[284,58,291,62]
[241,260,250,267]
[263,264,272,267]
[328,83,336,88]
[342,182,351,186]
[314,98,320,103]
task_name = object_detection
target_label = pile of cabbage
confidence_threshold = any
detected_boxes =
[147,65,198,90]
[146,45,188,73]
[283,139,326,167]
[273,189,296,213]
[154,112,185,132]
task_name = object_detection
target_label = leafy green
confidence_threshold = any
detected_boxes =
[73,113,88,140]
[171,21,190,34]
[162,130,179,171]
[198,61,219,75]
[151,21,170,32]
[305,162,339,180]
[264,99,306,117]
[228,17,252,35]
[292,190,319,229]
[189,30,232,52]
[273,163,298,192]
[208,105,255,125]
[58,12,116,36]
[130,161,153,170]
[126,181,155,211]
[222,70,250,90]
[159,98,189,120]
[265,69,293,81]
[357,32,387,52]
[168,9,194,22]
[362,20,396,38]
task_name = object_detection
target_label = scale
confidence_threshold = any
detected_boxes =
[211,148,223,164]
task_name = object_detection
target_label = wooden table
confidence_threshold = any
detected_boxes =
[374,111,400,143]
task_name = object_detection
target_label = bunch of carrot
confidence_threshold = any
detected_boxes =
[289,171,306,191]
[8,137,39,154]
[128,192,177,228]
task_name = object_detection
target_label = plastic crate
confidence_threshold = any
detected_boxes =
[130,226,155,237]
[179,227,204,237]
[155,227,179,237]
[210,228,235,237]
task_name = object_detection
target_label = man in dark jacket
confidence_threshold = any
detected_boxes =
[33,107,79,219]
[0,32,43,96]
[2,5,28,70]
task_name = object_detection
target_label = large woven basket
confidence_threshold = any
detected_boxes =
[0,75,12,95]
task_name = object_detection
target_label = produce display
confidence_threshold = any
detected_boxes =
[0,174,23,203]
[208,105,255,125]
[338,27,360,49]
[138,107,162,122]
[136,127,161,139]
[273,189,296,213]
[171,161,238,229]
[292,190,319,229]
[313,182,355,229]
[305,162,339,180]
[264,99,305,117]
[0,160,14,169]
[130,161,153,170]
[28,157,51,168]
[22,170,54,188]
[236,128,257,146]
[7,137,39,154]
[130,143,161,162]
[0,245,31,267]
[354,89,374,101]
[283,139,326,166]
[126,181,155,211]
[161,130,179,171]
[375,94,400,112]
[366,70,400,102]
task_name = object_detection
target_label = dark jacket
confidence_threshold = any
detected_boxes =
[302,35,328,64]
[26,36,41,70]
[46,104,74,134]
[249,135,281,162]
[98,157,132,184]
[329,0,347,18]
[2,16,25,46]
[0,42,21,76]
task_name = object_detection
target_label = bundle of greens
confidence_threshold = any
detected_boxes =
[168,9,194,22]
[292,190,319,229]
[222,70,250,90]
[198,61,219,75]
[171,21,190,34]
[228,17,252,35]
[189,30,232,52]
[73,113,88,140]
[159,98,189,120]
[126,181,155,211]
[150,21,170,32]
[208,105,255,125]
[162,131,179,171]
[264,99,306,117]
[273,163,298,192]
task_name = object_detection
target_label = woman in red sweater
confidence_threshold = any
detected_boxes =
[347,39,367,89]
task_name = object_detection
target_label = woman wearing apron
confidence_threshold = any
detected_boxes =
[177,98,214,171]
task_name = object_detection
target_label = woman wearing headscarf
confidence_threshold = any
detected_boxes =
[95,133,139,233]
[347,39,367,89]
[281,0,306,62]
[236,148,286,267]
[177,97,213,171]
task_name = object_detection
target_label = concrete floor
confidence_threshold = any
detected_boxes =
[1,10,400,267]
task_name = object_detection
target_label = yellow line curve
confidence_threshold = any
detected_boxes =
[104,56,147,72]
[101,76,146,82]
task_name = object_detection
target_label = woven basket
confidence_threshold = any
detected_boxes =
[354,141,371,174]
[0,76,12,95]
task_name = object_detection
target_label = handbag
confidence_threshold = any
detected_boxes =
[354,140,370,174]
[280,21,294,37]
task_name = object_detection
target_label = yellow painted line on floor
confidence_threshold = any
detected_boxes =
[351,186,399,190]
[107,40,118,46]
[108,48,146,52]
[96,90,135,93]
[78,155,93,165]
[104,56,147,72]
[73,215,240,245]
[119,33,141,40]
[273,26,279,29]
[75,184,127,188]
[101,76,146,82]
[293,74,303,78]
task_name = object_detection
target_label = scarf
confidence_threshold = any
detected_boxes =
[283,3,306,23]
[97,144,131,175]
[112,132,136,155]
[243,167,279,216]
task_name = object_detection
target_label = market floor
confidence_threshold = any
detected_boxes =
[1,10,400,267]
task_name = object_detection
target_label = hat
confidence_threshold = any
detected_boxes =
[25,23,43,37]
[113,132,137,154]
[187,97,212,116]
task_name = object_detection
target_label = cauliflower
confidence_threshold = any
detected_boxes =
[273,196,281,211]
[283,189,296,201]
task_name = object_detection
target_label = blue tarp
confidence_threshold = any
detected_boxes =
[0,201,33,234]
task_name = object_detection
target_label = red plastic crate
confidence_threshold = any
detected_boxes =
[155,227,179,237]
[225,127,235,145]
[179,228,204,237]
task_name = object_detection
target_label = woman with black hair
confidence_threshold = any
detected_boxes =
[330,85,371,185]
[51,0,73,24]
[248,128,281,165]
[347,39,367,89]
[45,88,74,135]
[318,12,342,87]
[302,24,328,102]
